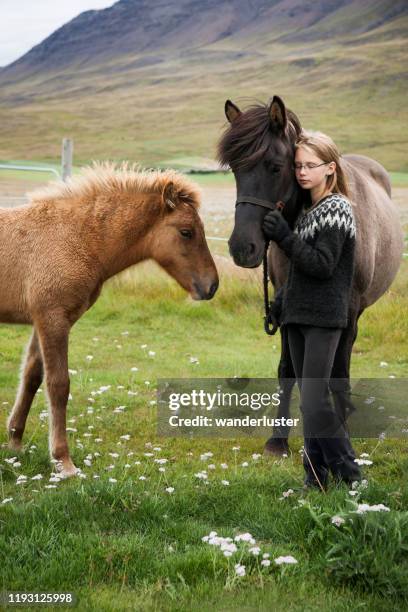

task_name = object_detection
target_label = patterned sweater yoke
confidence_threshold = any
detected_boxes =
[295,194,356,242]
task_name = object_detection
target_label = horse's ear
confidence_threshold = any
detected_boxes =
[269,95,287,132]
[225,99,241,123]
[162,182,178,209]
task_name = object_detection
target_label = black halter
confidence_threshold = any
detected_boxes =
[235,180,297,336]
[234,180,296,212]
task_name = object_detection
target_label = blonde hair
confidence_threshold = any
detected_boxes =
[295,131,350,199]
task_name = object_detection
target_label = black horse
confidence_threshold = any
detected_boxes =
[217,95,404,455]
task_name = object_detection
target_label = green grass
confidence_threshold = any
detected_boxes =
[0,261,407,610]
[0,165,406,191]
[390,172,408,188]
[0,21,407,172]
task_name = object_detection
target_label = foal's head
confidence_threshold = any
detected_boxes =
[218,96,302,268]
[149,179,219,300]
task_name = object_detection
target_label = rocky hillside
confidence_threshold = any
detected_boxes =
[0,0,406,170]
[1,0,407,83]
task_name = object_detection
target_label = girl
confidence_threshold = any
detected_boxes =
[263,131,361,489]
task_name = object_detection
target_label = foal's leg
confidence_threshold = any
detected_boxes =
[35,314,77,477]
[8,331,44,451]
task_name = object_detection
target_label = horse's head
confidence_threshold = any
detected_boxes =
[218,96,302,268]
[150,179,219,300]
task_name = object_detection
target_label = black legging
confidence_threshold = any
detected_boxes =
[286,323,361,485]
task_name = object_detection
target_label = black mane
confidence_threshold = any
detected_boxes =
[217,102,302,170]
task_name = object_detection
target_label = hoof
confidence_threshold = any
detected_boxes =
[8,438,23,452]
[263,437,290,457]
[55,459,79,479]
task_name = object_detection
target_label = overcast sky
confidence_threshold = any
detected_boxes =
[0,0,115,66]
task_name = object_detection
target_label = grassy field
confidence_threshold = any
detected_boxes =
[0,255,407,610]
[0,5,407,606]
[0,18,407,172]
[1,166,407,189]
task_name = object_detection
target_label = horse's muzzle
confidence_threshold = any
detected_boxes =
[228,240,264,268]
[192,279,219,300]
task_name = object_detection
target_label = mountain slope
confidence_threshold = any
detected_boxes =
[2,0,407,83]
[0,0,406,171]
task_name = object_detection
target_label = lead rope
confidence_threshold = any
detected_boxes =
[262,242,279,336]
[263,241,278,336]
[263,201,285,336]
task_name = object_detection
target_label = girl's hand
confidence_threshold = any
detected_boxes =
[263,210,291,244]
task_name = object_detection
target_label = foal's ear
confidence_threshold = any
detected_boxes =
[162,182,178,209]
[225,99,241,123]
[269,95,287,132]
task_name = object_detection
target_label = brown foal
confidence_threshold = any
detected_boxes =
[1,163,218,477]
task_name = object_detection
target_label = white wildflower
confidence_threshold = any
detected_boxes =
[354,458,373,466]
[234,533,255,544]
[195,471,208,480]
[4,457,17,464]
[281,488,294,499]
[234,564,246,577]
[355,503,390,514]
[221,542,237,556]
[331,516,345,527]
[200,452,213,461]
[274,555,298,565]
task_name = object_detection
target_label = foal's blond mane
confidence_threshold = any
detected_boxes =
[29,162,201,209]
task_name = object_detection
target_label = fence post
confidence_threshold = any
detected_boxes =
[61,138,73,181]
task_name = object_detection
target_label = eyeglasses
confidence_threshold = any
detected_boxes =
[294,162,329,171]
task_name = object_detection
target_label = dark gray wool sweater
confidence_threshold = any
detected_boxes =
[274,193,356,329]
